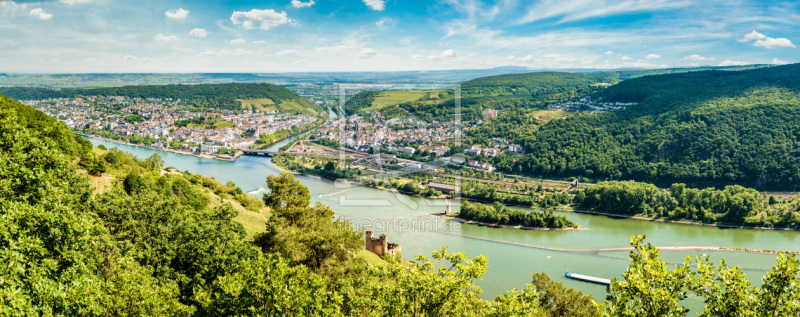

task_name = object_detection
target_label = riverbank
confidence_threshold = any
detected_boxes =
[571,208,800,232]
[77,133,241,162]
[431,213,583,231]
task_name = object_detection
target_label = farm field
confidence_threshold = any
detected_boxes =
[364,90,443,111]
[187,119,235,129]
[238,98,276,112]
[528,109,568,123]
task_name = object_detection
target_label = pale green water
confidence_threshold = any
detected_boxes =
[87,136,799,308]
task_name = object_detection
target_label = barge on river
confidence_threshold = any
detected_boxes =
[563,272,611,286]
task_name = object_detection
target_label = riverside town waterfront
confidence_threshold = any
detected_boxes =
[85,135,800,302]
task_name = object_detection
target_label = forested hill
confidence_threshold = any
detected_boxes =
[595,64,772,81]
[481,63,800,190]
[0,93,91,157]
[0,83,322,113]
[459,71,609,97]
[345,72,612,121]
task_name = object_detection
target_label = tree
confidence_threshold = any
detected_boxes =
[194,255,340,316]
[356,246,493,316]
[529,272,598,316]
[143,153,164,171]
[123,173,145,195]
[89,156,107,176]
[262,172,311,221]
[601,235,692,317]
[255,172,362,275]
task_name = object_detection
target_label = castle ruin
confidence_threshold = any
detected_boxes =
[365,229,401,257]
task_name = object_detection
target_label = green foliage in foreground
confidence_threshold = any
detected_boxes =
[578,181,800,228]
[2,95,800,316]
[458,201,578,229]
[601,235,800,317]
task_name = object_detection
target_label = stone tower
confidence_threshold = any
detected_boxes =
[365,229,401,257]
[445,199,452,215]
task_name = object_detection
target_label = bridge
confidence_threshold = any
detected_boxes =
[241,149,340,157]
[241,149,281,157]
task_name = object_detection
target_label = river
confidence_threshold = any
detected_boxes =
[86,134,800,307]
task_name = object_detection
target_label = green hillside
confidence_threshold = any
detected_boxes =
[1,93,603,315]
[345,72,613,121]
[3,93,800,315]
[478,63,800,190]
[0,83,322,114]
[0,94,91,157]
[595,64,773,81]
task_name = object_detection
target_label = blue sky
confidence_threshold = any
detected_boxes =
[0,0,797,72]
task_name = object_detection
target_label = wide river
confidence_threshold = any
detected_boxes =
[87,134,800,306]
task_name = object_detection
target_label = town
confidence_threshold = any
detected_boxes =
[25,95,318,157]
[313,108,524,173]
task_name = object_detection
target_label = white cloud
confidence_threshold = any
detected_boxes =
[189,28,207,38]
[200,51,220,57]
[753,37,795,49]
[738,30,767,42]
[165,8,189,20]
[363,0,385,11]
[604,50,614,55]
[291,0,315,8]
[229,38,247,45]
[621,55,632,61]
[123,55,138,60]
[253,40,266,44]
[376,17,396,29]
[358,48,378,58]
[230,9,293,30]
[771,58,788,65]
[645,54,661,59]
[544,53,577,63]
[684,54,714,61]
[315,45,351,53]
[154,33,177,42]
[718,60,749,66]
[519,55,533,62]
[276,49,300,56]
[60,0,91,4]
[738,30,795,49]
[519,0,690,24]
[29,7,52,20]
[428,49,456,59]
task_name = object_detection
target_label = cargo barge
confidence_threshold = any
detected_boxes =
[563,272,611,286]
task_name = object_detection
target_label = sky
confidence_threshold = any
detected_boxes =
[0,0,797,73]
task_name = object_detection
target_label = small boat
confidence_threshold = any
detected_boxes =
[563,272,611,286]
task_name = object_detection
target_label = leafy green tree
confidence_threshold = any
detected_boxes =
[142,153,164,171]
[601,235,692,317]
[529,272,598,316]
[123,172,146,195]
[89,187,258,302]
[261,172,312,223]
[356,246,492,316]
[89,156,107,176]
[256,172,362,275]
[194,255,341,316]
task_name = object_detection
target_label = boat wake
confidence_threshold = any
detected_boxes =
[319,190,348,197]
